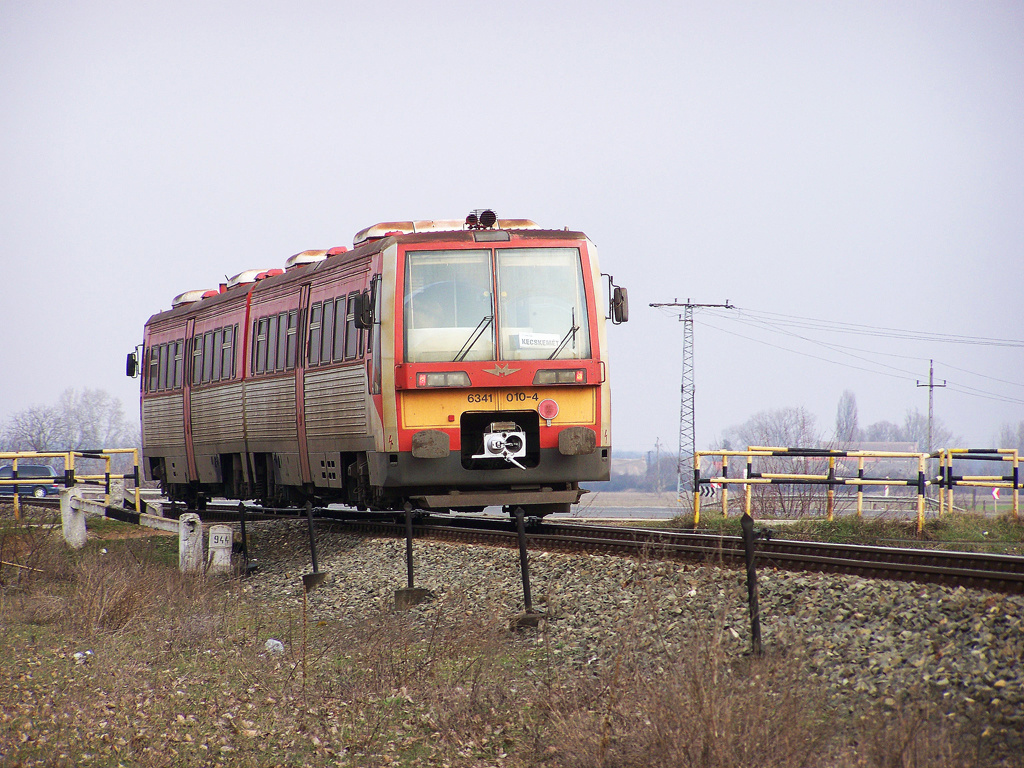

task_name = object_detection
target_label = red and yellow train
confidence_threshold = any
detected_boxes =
[129,211,627,515]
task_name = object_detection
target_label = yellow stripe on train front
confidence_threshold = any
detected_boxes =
[400,388,596,430]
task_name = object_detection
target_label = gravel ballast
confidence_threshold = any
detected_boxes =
[242,522,1024,754]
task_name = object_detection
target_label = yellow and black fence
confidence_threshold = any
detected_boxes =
[936,448,1019,519]
[0,449,141,520]
[693,446,1020,532]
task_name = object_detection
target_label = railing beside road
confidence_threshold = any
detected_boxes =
[694,446,1020,532]
[0,449,140,519]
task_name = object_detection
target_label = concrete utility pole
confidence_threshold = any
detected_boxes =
[916,359,946,453]
[654,437,662,494]
[650,299,735,500]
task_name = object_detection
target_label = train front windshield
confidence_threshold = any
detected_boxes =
[404,247,591,364]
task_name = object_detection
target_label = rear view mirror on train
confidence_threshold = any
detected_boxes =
[603,274,629,325]
[354,290,374,329]
[612,286,629,324]
[126,351,139,378]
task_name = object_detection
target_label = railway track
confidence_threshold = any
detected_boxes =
[7,497,1023,593]
[328,516,1024,595]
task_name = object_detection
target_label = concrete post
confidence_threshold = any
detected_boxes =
[179,513,204,574]
[208,524,233,575]
[60,488,87,550]
[108,479,126,508]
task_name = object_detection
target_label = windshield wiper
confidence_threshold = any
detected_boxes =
[454,315,493,362]
[548,308,579,360]
[548,324,579,360]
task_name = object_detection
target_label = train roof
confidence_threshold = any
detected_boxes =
[353,218,542,245]
[145,218,590,328]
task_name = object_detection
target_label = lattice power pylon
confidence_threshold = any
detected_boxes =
[650,299,735,501]
[678,304,695,496]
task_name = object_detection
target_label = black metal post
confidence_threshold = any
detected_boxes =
[740,512,763,656]
[237,501,249,567]
[514,507,534,613]
[305,501,319,573]
[405,503,415,589]
[394,503,429,610]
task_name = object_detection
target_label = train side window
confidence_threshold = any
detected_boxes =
[157,344,168,391]
[266,315,279,372]
[220,327,233,380]
[308,302,322,366]
[345,291,360,359]
[212,329,224,381]
[285,311,298,369]
[254,318,268,374]
[202,331,215,383]
[147,346,160,392]
[320,299,334,365]
[332,298,347,362]
[172,341,183,388]
[275,312,288,371]
[192,337,203,386]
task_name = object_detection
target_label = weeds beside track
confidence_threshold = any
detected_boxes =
[2,507,1019,766]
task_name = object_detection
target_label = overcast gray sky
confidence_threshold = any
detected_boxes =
[2,0,1022,453]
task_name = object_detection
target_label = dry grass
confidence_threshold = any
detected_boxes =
[0,509,1005,767]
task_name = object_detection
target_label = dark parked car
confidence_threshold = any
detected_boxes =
[0,464,62,497]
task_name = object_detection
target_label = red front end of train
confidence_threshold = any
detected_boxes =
[132,214,627,515]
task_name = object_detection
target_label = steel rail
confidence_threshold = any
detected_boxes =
[328,518,1024,594]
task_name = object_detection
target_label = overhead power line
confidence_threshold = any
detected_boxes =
[698,309,1024,406]
[733,307,1024,348]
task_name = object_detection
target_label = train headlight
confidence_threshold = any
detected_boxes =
[415,371,472,388]
[466,209,498,229]
[532,368,586,385]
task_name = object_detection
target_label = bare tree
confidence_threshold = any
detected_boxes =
[722,406,821,450]
[862,411,955,449]
[3,405,66,451]
[1,388,137,452]
[996,421,1024,453]
[835,389,860,444]
[898,408,954,451]
[863,420,899,442]
[718,407,823,517]
[56,388,135,449]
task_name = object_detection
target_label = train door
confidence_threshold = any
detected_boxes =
[367,273,382,395]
